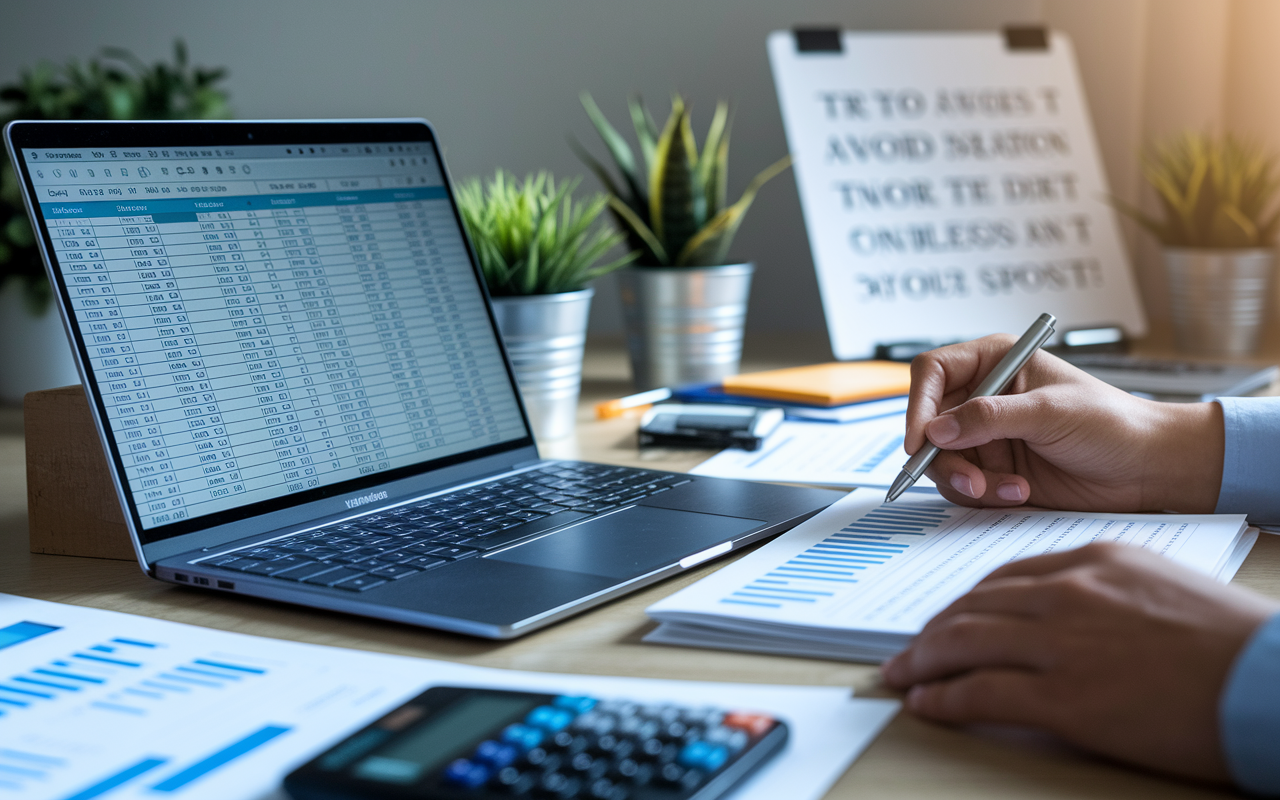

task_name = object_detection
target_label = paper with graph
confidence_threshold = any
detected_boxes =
[689,415,936,491]
[0,594,896,800]
[646,492,1255,662]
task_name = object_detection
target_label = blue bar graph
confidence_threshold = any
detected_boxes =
[0,621,60,651]
[110,638,158,648]
[194,659,266,675]
[721,501,958,608]
[60,757,168,800]
[851,437,903,473]
[151,725,291,792]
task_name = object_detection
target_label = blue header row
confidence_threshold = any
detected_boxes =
[38,185,448,219]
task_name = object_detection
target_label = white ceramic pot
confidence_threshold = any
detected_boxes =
[0,280,80,404]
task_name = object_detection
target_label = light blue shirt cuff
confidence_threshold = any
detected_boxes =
[1215,397,1280,525]
[1222,613,1280,794]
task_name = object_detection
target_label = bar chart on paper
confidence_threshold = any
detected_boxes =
[689,415,937,490]
[0,596,434,800]
[0,595,901,800]
[646,492,1254,661]
[724,500,958,609]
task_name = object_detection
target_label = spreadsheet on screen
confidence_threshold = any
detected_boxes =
[23,142,526,532]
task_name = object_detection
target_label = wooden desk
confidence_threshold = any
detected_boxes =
[1,337,1273,799]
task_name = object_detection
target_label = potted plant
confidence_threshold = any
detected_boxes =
[573,93,791,389]
[456,170,634,440]
[1114,132,1280,356]
[0,41,230,403]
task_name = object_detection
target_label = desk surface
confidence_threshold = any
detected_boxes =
[2,335,1273,799]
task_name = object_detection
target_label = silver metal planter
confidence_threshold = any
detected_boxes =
[490,288,593,441]
[1164,248,1276,356]
[617,263,754,390]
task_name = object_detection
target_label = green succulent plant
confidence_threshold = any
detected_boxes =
[456,170,636,296]
[572,93,791,267]
[1113,131,1280,249]
[0,40,231,313]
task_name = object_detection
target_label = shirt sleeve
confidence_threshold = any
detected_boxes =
[1215,397,1280,525]
[1221,613,1280,794]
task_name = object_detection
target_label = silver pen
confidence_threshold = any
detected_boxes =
[886,312,1058,502]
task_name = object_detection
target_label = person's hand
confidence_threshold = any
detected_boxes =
[906,337,1225,512]
[881,543,1279,782]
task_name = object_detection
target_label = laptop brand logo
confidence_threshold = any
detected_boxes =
[345,490,388,510]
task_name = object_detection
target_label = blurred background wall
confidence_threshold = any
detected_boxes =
[1,0,1274,347]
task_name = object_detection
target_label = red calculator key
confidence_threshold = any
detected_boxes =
[721,712,775,737]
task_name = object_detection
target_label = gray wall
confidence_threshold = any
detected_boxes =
[1,0,1081,340]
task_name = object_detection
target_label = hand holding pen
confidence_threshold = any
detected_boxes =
[891,315,1227,512]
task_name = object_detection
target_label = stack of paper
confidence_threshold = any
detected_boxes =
[0,594,897,800]
[691,414,936,491]
[646,493,1256,663]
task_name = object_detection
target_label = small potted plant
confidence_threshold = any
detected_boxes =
[574,94,790,389]
[0,41,230,403]
[457,170,634,440]
[1114,131,1280,356]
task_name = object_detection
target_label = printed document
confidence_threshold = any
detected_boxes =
[690,415,937,491]
[646,492,1255,662]
[0,594,896,800]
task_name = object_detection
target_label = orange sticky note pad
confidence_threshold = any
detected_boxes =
[721,361,911,407]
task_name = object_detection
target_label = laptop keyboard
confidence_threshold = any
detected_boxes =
[200,463,692,593]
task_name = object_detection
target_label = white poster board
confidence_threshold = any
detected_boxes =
[768,30,1146,359]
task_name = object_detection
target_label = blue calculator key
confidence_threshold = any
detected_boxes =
[678,741,729,772]
[501,723,544,751]
[553,695,597,714]
[443,758,490,789]
[526,705,574,732]
[474,739,519,769]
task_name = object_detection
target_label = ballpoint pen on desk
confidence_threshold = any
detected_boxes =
[885,312,1058,502]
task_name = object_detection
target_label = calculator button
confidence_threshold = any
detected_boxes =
[722,711,776,737]
[494,766,536,794]
[475,739,520,769]
[678,741,729,772]
[554,695,597,714]
[443,758,491,789]
[588,778,628,800]
[656,763,687,785]
[502,723,544,752]
[538,772,580,799]
[638,738,665,759]
[527,706,574,732]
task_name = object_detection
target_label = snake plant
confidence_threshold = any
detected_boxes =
[1113,131,1280,249]
[572,93,791,267]
[456,170,636,296]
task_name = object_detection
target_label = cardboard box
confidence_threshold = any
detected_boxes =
[25,385,134,561]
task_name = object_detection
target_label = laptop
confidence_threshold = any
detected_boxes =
[4,119,840,638]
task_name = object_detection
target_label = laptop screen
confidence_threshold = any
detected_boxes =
[12,124,531,544]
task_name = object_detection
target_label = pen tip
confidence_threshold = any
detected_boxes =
[885,472,911,503]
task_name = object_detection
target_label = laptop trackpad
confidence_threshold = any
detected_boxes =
[487,506,762,580]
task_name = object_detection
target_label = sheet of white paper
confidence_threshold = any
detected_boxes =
[690,416,936,490]
[0,594,897,800]
[767,30,1146,359]
[648,492,1250,644]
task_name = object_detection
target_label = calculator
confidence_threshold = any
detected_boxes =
[283,686,789,800]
